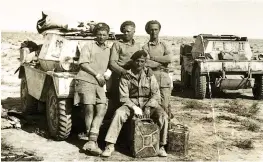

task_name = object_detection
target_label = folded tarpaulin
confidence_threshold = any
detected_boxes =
[36,11,92,34]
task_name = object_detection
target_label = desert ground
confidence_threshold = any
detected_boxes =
[1,31,263,161]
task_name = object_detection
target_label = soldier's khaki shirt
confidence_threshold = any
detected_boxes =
[119,68,161,109]
[143,40,173,88]
[142,40,172,69]
[109,39,141,75]
[76,41,110,85]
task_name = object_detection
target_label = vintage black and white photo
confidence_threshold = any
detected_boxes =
[1,0,263,161]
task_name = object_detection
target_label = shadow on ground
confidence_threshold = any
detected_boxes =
[1,97,196,161]
[1,98,135,160]
[1,97,50,138]
[1,141,43,161]
[171,81,255,100]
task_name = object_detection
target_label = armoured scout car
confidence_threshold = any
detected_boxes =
[180,34,263,99]
[19,31,121,140]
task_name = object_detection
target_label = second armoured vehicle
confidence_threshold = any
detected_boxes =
[180,34,263,99]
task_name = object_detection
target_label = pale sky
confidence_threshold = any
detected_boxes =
[1,0,263,38]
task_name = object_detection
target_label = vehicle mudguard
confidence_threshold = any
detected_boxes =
[46,71,76,99]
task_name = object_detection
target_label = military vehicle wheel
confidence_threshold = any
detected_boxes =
[20,77,38,114]
[46,85,72,140]
[38,101,46,113]
[181,65,190,88]
[252,75,263,100]
[193,67,207,99]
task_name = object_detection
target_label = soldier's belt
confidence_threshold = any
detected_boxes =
[129,96,150,99]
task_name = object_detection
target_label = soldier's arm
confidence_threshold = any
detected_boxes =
[144,75,161,108]
[103,57,112,80]
[80,63,106,86]
[109,42,127,75]
[78,44,99,77]
[145,59,161,68]
[143,44,161,68]
[150,42,173,63]
[80,64,98,77]
[119,75,137,109]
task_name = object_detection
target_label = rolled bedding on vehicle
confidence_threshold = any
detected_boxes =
[36,11,97,34]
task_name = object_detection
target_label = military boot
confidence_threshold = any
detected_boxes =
[83,141,102,156]
[101,143,115,157]
[158,146,167,157]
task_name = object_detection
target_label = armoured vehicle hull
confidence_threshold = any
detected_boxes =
[19,31,121,140]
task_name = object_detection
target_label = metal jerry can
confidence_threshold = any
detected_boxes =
[130,118,160,158]
[167,124,189,156]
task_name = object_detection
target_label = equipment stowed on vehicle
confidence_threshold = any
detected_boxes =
[18,31,122,141]
[180,34,263,99]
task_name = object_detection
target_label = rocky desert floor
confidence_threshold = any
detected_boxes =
[1,32,263,161]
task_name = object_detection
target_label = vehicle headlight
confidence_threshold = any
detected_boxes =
[60,56,74,71]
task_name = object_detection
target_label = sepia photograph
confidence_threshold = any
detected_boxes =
[1,0,263,161]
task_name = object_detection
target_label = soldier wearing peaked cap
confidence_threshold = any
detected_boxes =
[143,20,174,121]
[74,22,111,156]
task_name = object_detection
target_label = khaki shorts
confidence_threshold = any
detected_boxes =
[74,80,107,105]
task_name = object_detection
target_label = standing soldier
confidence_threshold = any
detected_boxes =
[74,23,111,156]
[143,20,173,118]
[109,21,141,109]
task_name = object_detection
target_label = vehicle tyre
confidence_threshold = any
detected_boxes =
[181,65,190,88]
[46,84,72,140]
[252,75,263,100]
[38,101,46,113]
[193,67,207,99]
[20,76,38,114]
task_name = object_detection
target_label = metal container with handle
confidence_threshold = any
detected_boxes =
[167,124,189,156]
[130,118,160,158]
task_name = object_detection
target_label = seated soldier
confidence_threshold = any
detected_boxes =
[101,50,169,157]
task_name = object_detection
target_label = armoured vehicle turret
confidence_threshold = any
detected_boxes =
[180,34,263,99]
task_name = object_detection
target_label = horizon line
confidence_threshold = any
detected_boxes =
[1,29,263,40]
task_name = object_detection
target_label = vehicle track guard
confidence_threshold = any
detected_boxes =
[24,66,47,100]
[39,76,52,102]
[46,71,75,98]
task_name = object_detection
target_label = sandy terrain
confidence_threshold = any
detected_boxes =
[1,32,263,161]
